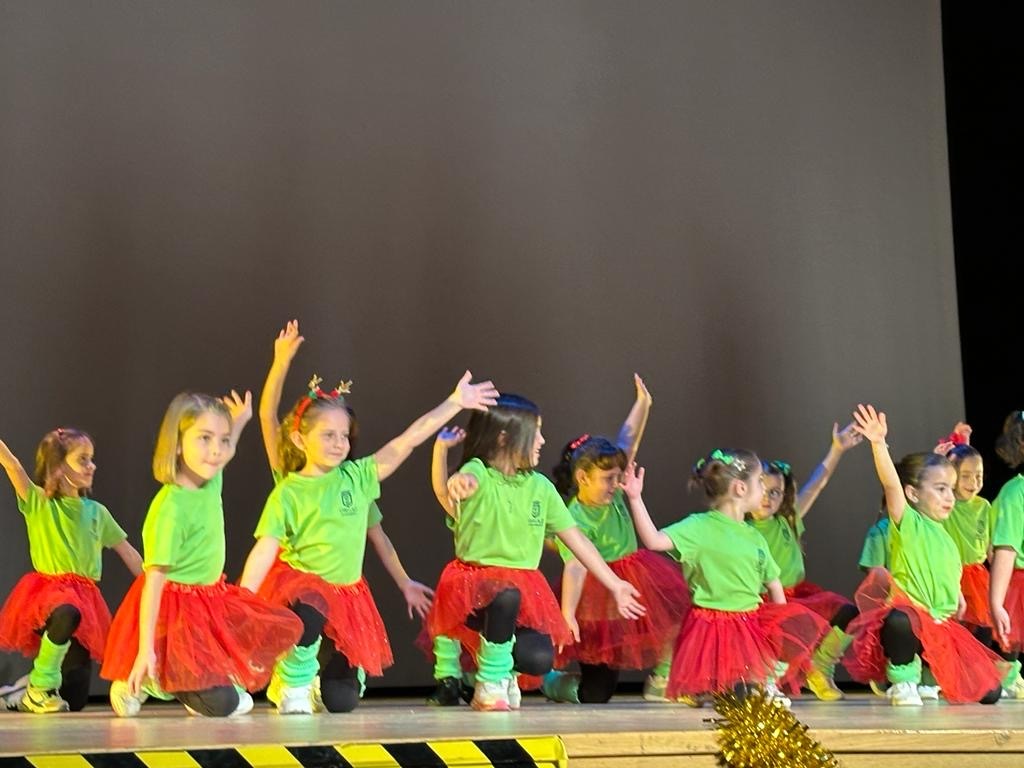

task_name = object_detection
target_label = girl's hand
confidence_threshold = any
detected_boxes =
[447,473,479,501]
[448,371,499,412]
[273,320,304,366]
[436,426,467,448]
[223,389,253,425]
[611,579,646,620]
[634,373,652,404]
[401,580,435,620]
[953,421,972,444]
[852,404,888,444]
[127,649,157,697]
[934,440,955,456]
[832,421,863,452]
[619,461,645,500]
[562,611,580,645]
[994,604,1012,648]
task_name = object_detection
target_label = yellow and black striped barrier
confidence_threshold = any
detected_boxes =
[0,737,566,768]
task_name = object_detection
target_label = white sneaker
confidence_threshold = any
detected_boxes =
[311,676,326,713]
[277,684,314,714]
[764,681,792,709]
[887,681,923,706]
[109,680,147,717]
[917,685,940,701]
[470,679,511,712]
[642,673,670,702]
[506,677,521,710]
[0,675,29,711]
[231,690,254,716]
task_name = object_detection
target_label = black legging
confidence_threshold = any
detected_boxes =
[465,588,555,676]
[292,600,361,713]
[831,603,859,632]
[578,663,619,703]
[43,605,90,711]
[881,609,1000,704]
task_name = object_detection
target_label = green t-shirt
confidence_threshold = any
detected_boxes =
[889,504,961,620]
[748,514,805,588]
[662,510,781,612]
[942,496,995,566]
[143,472,226,585]
[17,483,126,579]
[451,459,575,568]
[859,517,890,570]
[255,457,381,585]
[557,489,638,563]
[992,475,1024,569]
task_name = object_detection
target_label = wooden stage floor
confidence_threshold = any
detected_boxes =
[3,693,1024,767]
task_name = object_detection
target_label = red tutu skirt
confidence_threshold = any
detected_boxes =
[844,568,1007,703]
[100,574,301,692]
[0,572,111,661]
[666,601,828,697]
[784,581,852,623]
[426,560,572,663]
[559,550,689,670]
[997,568,1024,652]
[257,560,393,676]
[959,562,992,629]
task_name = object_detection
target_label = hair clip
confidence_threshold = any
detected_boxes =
[710,449,733,465]
[569,433,591,452]
[56,427,64,437]
[695,457,707,470]
[771,460,791,476]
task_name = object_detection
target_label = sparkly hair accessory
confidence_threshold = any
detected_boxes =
[770,460,791,476]
[569,433,591,452]
[292,374,353,432]
[708,449,746,473]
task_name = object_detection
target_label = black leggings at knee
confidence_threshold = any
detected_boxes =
[880,610,922,665]
[59,639,91,712]
[466,588,520,644]
[831,603,859,632]
[578,663,619,704]
[511,628,554,676]
[44,604,81,645]
[319,646,361,713]
[176,686,239,717]
[290,601,328,647]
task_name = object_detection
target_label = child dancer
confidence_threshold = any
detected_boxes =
[0,429,142,712]
[844,404,1007,705]
[751,422,862,701]
[544,376,689,704]
[989,410,1024,697]
[240,369,498,713]
[101,391,302,717]
[428,393,645,712]
[630,449,828,707]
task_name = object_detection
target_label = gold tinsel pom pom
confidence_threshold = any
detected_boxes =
[712,689,839,768]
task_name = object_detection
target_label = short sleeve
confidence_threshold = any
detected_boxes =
[349,457,381,502]
[254,488,288,541]
[15,483,47,518]
[994,486,1024,554]
[96,503,128,547]
[543,485,576,536]
[661,518,698,564]
[367,500,383,527]
[143,500,183,568]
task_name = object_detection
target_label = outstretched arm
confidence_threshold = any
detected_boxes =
[239,535,281,593]
[795,421,863,518]
[616,374,652,463]
[373,372,498,482]
[259,320,304,474]
[0,438,31,501]
[851,404,906,525]
[112,540,144,577]
[222,390,254,463]
[431,426,466,518]
[367,524,434,619]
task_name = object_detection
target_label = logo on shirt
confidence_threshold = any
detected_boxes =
[757,548,767,570]
[341,491,353,508]
[529,501,543,526]
[781,526,791,542]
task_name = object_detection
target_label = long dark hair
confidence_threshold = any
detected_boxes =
[460,393,540,472]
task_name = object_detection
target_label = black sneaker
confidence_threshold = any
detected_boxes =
[426,676,463,706]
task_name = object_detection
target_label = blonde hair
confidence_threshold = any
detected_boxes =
[278,396,354,477]
[152,393,231,484]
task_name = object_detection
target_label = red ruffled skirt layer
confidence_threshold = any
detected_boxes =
[666,601,828,697]
[100,574,301,692]
[844,568,1007,703]
[959,562,992,628]
[0,572,111,661]
[997,568,1024,652]
[560,550,689,670]
[784,581,852,623]
[257,560,392,675]
[427,559,572,664]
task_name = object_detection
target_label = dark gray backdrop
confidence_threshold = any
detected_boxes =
[0,1,960,690]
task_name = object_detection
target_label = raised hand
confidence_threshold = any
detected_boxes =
[634,373,652,404]
[223,389,253,426]
[852,404,887,444]
[273,320,304,366]
[401,580,435,620]
[832,421,864,452]
[448,371,499,412]
[437,425,467,448]
[619,461,646,500]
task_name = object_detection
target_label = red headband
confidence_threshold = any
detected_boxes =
[292,375,352,432]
